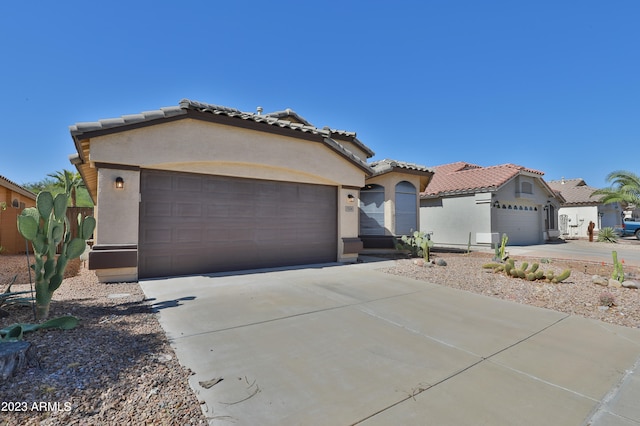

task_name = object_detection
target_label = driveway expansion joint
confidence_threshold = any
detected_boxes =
[167,289,424,341]
[351,312,573,424]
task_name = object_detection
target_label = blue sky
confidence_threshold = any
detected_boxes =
[1,1,638,190]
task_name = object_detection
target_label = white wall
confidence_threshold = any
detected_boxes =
[420,175,561,247]
[558,206,598,238]
[420,194,491,246]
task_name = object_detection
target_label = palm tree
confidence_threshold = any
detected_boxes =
[47,169,86,207]
[591,170,640,209]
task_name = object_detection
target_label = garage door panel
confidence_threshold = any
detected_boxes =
[141,227,173,244]
[146,174,172,191]
[144,202,172,217]
[495,207,541,245]
[174,228,203,243]
[139,170,337,278]
[175,176,202,192]
[175,203,202,217]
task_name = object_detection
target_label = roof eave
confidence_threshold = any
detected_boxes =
[0,175,36,200]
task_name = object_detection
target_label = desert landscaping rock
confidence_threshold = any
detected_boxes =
[622,280,640,289]
[0,257,207,425]
[380,251,640,328]
[609,278,623,288]
[592,275,608,286]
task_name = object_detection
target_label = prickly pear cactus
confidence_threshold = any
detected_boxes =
[17,191,95,319]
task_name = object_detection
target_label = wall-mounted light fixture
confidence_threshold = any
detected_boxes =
[115,177,124,189]
[493,200,500,208]
[347,193,355,203]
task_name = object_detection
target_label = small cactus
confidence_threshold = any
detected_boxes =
[479,257,571,285]
[612,251,624,283]
[482,263,504,272]
[552,269,571,283]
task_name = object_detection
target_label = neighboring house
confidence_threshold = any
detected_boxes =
[0,174,36,254]
[69,99,430,282]
[359,159,434,248]
[547,178,623,239]
[420,162,564,247]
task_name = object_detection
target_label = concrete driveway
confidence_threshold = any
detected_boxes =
[141,261,640,425]
[507,238,640,267]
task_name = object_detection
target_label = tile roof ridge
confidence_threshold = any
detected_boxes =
[0,174,37,199]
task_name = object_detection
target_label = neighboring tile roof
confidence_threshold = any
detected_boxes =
[422,162,545,197]
[0,174,36,200]
[369,159,433,177]
[547,178,603,205]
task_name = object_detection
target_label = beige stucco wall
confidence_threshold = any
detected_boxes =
[0,185,35,209]
[88,117,367,277]
[90,119,364,187]
[339,186,360,262]
[364,173,422,236]
[338,140,371,162]
[95,168,140,246]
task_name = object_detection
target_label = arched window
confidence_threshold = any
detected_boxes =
[359,184,385,235]
[395,181,417,235]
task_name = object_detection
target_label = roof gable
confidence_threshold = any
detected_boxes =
[0,174,36,200]
[547,178,602,205]
[69,99,376,202]
[423,162,545,197]
[369,159,433,177]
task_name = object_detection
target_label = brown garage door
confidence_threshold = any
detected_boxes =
[138,170,337,278]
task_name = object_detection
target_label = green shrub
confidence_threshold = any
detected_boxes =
[597,227,619,243]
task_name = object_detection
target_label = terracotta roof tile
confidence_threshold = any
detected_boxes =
[547,178,602,205]
[0,174,36,200]
[423,162,545,197]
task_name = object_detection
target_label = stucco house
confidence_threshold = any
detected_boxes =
[69,99,432,282]
[547,178,623,239]
[420,162,564,247]
[0,174,36,254]
[359,159,433,248]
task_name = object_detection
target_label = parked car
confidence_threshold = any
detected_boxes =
[616,218,640,239]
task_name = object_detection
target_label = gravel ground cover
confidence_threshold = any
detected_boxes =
[0,257,208,425]
[1,241,640,424]
[379,246,640,328]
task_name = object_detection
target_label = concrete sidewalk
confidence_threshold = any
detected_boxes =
[141,261,640,425]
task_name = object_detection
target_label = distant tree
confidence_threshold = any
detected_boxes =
[22,177,57,195]
[23,172,93,207]
[591,170,640,208]
[47,170,86,207]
